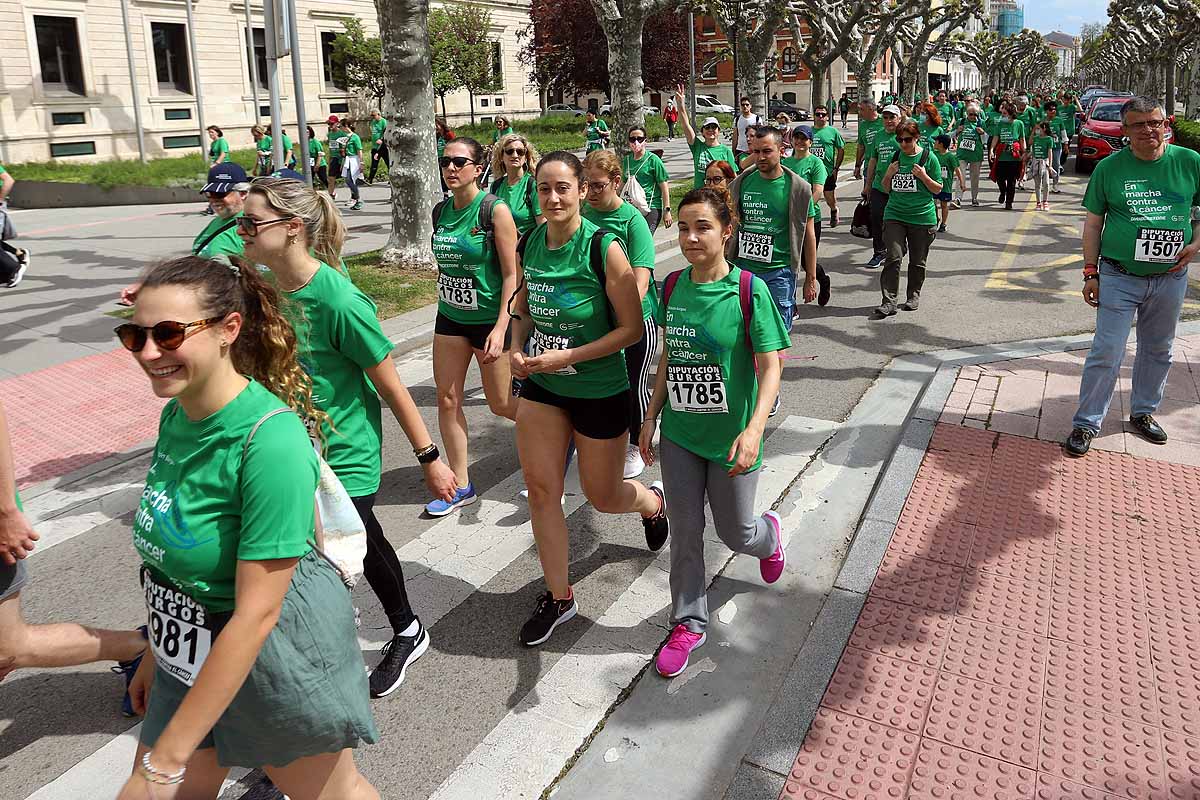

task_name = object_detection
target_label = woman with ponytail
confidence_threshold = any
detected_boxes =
[116,255,378,800]
[241,177,456,699]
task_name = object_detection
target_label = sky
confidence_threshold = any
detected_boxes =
[1022,0,1109,36]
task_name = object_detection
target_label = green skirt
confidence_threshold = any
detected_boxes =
[140,550,378,767]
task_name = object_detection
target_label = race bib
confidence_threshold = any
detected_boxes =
[738,230,774,263]
[667,364,728,414]
[308,157,316,168]
[959,138,976,151]
[811,144,826,160]
[1135,228,1185,263]
[528,329,577,375]
[892,172,918,192]
[144,571,214,687]
[438,273,478,310]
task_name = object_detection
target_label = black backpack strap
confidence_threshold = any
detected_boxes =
[193,218,240,255]
[477,193,499,253]
[430,198,448,243]
[516,226,535,260]
[525,175,537,213]
[589,230,616,327]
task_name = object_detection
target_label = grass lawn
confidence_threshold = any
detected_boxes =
[12,149,261,190]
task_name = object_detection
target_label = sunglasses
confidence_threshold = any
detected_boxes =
[628,136,646,143]
[896,136,915,143]
[703,176,726,185]
[503,147,526,156]
[702,124,719,131]
[439,156,477,169]
[815,111,828,116]
[115,316,225,353]
[236,216,292,235]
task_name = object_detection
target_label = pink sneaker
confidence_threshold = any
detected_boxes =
[656,625,706,677]
[760,511,786,584]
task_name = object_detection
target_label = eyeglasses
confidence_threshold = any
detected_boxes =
[896,136,915,143]
[703,176,727,185]
[235,216,292,235]
[438,156,477,169]
[585,181,611,193]
[628,136,646,143]
[503,147,526,156]
[115,317,225,353]
[1126,119,1166,130]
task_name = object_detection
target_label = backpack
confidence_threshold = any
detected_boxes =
[621,156,653,215]
[889,146,932,169]
[432,193,500,253]
[661,267,755,350]
[515,226,613,326]
[491,175,536,216]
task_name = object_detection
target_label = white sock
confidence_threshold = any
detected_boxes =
[399,619,420,638]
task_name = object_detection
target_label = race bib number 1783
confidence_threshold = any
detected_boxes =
[1135,228,1185,263]
[438,273,478,310]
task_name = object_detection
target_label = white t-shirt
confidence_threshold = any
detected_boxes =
[735,112,762,153]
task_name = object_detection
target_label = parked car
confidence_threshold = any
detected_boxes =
[545,103,586,117]
[598,103,659,116]
[767,100,811,121]
[695,95,734,114]
[1076,96,1173,173]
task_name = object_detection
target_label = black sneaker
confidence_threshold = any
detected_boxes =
[1064,427,1094,457]
[643,481,669,552]
[1129,414,1168,444]
[901,294,920,311]
[817,271,831,307]
[874,302,897,318]
[520,591,578,646]
[830,209,840,228]
[369,622,430,697]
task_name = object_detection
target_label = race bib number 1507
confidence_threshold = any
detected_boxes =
[1135,228,1185,263]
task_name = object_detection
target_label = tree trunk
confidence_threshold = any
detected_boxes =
[467,90,476,124]
[810,64,826,111]
[1166,60,1175,115]
[599,11,649,158]
[439,93,447,118]
[375,0,439,269]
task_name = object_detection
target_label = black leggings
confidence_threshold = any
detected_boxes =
[352,493,415,633]
[624,317,659,445]
[368,144,390,182]
[996,160,1020,208]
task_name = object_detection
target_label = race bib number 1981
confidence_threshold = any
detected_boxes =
[1135,228,1185,263]
[667,364,728,413]
[144,572,213,687]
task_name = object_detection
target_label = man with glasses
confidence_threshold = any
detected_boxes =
[854,99,883,183]
[1065,96,1200,457]
[732,97,763,168]
[861,104,904,268]
[811,105,846,227]
[675,86,736,189]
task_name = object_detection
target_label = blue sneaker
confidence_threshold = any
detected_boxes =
[112,625,148,718]
[865,253,884,269]
[424,484,478,517]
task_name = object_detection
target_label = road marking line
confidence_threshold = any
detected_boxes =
[983,196,1045,290]
[20,208,189,237]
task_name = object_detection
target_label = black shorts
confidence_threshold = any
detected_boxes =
[0,559,27,601]
[434,312,510,352]
[823,172,837,191]
[329,157,343,178]
[519,378,629,440]
[315,165,329,186]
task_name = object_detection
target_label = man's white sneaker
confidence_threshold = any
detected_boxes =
[623,444,645,479]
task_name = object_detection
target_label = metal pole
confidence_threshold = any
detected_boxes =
[263,0,286,171]
[732,21,740,109]
[688,11,696,123]
[184,0,207,156]
[119,0,147,163]
[284,0,312,185]
[246,0,261,127]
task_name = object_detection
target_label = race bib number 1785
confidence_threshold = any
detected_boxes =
[667,364,728,413]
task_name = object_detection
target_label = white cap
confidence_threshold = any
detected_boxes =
[702,116,720,128]
[881,104,903,116]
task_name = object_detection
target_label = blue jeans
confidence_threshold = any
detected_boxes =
[1051,145,1063,186]
[1072,260,1190,433]
[757,266,795,326]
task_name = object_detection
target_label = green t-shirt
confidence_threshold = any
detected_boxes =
[432,191,504,325]
[917,123,944,152]
[782,154,826,216]
[286,263,395,495]
[955,121,988,163]
[733,170,791,274]
[133,381,317,613]
[883,149,941,227]
[328,130,349,160]
[1031,135,1053,160]
[810,125,845,174]
[869,132,901,192]
[256,135,272,155]
[493,126,514,144]
[192,213,245,260]
[281,134,293,156]
[585,120,610,152]
[937,103,955,128]
[995,119,1026,162]
[521,219,627,399]
[343,133,363,157]
[654,266,791,470]
[1057,103,1078,135]
[857,117,885,158]
[1046,116,1067,145]
[582,201,658,320]
[0,163,7,176]
[308,138,326,168]
[623,152,669,211]
[1082,144,1200,276]
[938,150,960,191]
[1015,108,1038,139]
[371,118,387,150]
[209,137,229,164]
[493,172,542,235]
[690,139,736,189]
[437,137,448,159]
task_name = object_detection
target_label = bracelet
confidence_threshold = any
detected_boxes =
[140,752,186,785]
[415,444,440,464]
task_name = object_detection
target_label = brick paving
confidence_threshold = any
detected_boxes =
[782,340,1200,800]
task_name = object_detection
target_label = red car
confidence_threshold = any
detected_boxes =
[1076,96,1174,173]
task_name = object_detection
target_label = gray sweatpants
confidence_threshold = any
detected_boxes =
[661,437,777,634]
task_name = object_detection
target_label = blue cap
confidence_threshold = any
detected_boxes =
[267,168,306,182]
[793,125,813,140]
[201,162,250,194]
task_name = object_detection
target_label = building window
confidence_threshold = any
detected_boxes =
[782,91,796,104]
[494,98,503,107]
[50,141,96,157]
[329,101,349,114]
[51,111,86,125]
[320,31,347,91]
[481,98,489,107]
[245,27,267,90]
[151,22,192,94]
[491,41,503,90]
[260,104,272,117]
[164,108,192,120]
[782,47,798,75]
[35,16,86,95]
[701,16,715,34]
[164,134,202,149]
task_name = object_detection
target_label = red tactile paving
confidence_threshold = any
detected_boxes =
[3,347,165,489]
[782,409,1200,800]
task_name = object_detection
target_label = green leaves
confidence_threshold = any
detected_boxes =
[331,19,386,105]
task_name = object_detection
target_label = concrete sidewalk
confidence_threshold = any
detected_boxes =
[778,333,1200,800]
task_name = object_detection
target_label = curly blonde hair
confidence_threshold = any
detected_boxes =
[490,133,540,182]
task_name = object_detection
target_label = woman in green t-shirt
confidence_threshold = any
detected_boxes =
[337,119,364,211]
[638,188,790,678]
[953,103,989,206]
[116,255,378,797]
[989,102,1026,210]
[489,133,543,234]
[878,119,943,317]
[492,116,514,145]
[240,178,457,699]
[622,125,672,232]
[206,125,229,166]
[917,104,944,153]
[582,149,659,480]
[251,125,272,176]
[508,151,668,647]
[583,110,610,153]
[306,125,328,188]
[366,110,389,185]
[429,137,521,515]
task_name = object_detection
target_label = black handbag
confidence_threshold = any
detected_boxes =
[850,198,871,239]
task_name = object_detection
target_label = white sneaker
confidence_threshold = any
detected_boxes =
[623,444,645,479]
[518,488,565,505]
